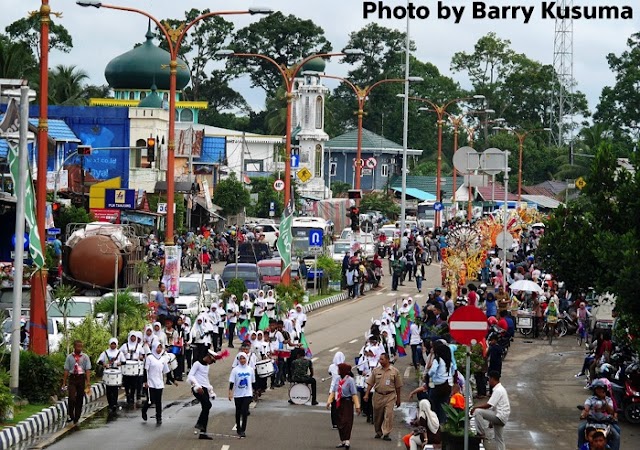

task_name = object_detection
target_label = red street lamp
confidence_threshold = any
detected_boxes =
[316,75,422,194]
[494,126,551,202]
[77,1,272,244]
[407,95,485,227]
[215,48,363,283]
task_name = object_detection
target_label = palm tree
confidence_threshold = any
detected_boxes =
[48,64,89,105]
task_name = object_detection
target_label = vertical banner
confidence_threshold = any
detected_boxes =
[276,199,294,272]
[162,245,182,298]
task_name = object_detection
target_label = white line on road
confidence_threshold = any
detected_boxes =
[312,357,319,362]
[329,347,339,352]
[387,292,396,296]
[404,366,412,378]
[221,446,230,450]
[232,424,237,431]
[349,339,358,344]
[376,292,383,295]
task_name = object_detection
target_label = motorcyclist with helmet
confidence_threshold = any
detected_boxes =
[578,379,620,450]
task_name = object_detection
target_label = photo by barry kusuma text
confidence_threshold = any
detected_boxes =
[362,1,634,24]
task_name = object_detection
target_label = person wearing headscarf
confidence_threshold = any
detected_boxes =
[228,352,255,438]
[251,330,269,396]
[226,296,239,348]
[143,325,154,350]
[293,304,307,333]
[142,338,170,425]
[98,338,126,413]
[152,322,167,346]
[239,293,254,323]
[120,331,144,405]
[217,300,227,351]
[404,399,441,449]
[328,352,346,429]
[544,297,559,343]
[190,314,212,363]
[327,363,360,449]
[207,304,221,352]
[253,290,266,328]
[188,349,218,440]
[134,331,145,402]
[179,316,192,372]
[265,290,277,319]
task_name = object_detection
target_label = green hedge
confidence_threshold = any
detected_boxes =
[0,352,65,404]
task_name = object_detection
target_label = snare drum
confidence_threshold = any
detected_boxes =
[355,375,366,389]
[256,359,275,378]
[122,361,143,377]
[167,353,178,371]
[103,368,123,387]
[288,383,311,405]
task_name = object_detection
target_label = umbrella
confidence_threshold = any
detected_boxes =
[531,222,545,228]
[509,280,544,294]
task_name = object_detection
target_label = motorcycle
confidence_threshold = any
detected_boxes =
[488,325,511,360]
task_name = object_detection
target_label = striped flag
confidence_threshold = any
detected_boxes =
[237,319,250,342]
[5,103,44,269]
[398,316,411,346]
[394,332,406,357]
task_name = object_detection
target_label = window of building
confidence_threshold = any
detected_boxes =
[314,144,322,177]
[315,96,323,129]
[129,91,135,100]
[140,91,147,100]
[304,97,310,127]
[381,164,389,177]
[180,108,194,123]
[244,159,264,172]
[292,103,298,127]
[132,138,149,168]
[329,162,337,176]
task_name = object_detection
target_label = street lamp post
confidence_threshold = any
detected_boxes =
[317,75,422,193]
[215,48,363,284]
[408,95,485,227]
[77,1,272,244]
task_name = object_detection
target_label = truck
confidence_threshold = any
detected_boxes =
[309,198,353,240]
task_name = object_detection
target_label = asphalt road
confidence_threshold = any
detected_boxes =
[35,260,640,450]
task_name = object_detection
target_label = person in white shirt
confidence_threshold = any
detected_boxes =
[142,339,171,424]
[190,314,212,362]
[120,331,144,405]
[188,349,218,440]
[471,371,510,450]
[265,289,277,319]
[293,304,307,333]
[239,293,254,323]
[328,351,345,429]
[229,352,256,438]
[217,300,227,350]
[152,322,167,346]
[226,296,239,348]
[98,338,126,413]
[253,290,266,328]
[207,304,221,352]
[409,321,423,370]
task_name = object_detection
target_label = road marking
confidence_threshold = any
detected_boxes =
[376,292,383,296]
[349,339,358,344]
[312,357,319,362]
[329,346,339,352]
[221,446,230,450]
[387,292,396,296]
[414,294,424,298]
[404,366,412,378]
[232,424,237,431]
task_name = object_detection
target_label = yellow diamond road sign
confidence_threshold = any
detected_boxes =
[297,167,312,183]
[575,177,586,190]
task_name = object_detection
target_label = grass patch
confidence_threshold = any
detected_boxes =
[1,403,50,428]
[307,290,342,303]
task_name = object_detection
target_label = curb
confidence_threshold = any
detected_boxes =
[302,284,372,314]
[0,382,105,450]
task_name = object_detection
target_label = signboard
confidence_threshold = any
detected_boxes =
[297,167,312,183]
[269,202,275,217]
[309,229,323,247]
[90,208,121,224]
[273,179,285,191]
[157,203,176,214]
[201,179,214,211]
[366,157,377,169]
[47,228,61,235]
[46,170,68,191]
[575,176,586,190]
[162,246,182,298]
[362,168,373,176]
[309,246,323,254]
[105,189,135,209]
[352,158,365,168]
[276,200,294,271]
[449,306,488,346]
[433,202,444,211]
[290,154,299,169]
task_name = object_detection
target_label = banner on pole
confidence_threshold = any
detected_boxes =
[162,246,182,298]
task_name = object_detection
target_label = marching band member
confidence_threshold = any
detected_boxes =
[239,293,254,324]
[143,325,154,350]
[265,290,277,319]
[152,322,167,346]
[217,300,227,350]
[227,295,239,348]
[142,339,170,425]
[120,331,144,405]
[190,313,212,363]
[208,304,221,352]
[98,338,126,413]
[254,290,266,328]
[251,330,270,396]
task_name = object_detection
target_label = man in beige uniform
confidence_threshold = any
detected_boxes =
[363,353,403,440]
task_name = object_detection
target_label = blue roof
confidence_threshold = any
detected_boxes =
[27,118,80,143]
[0,139,7,159]
[391,187,436,201]
[196,136,225,164]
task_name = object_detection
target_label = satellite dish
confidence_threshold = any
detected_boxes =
[479,148,506,175]
[453,146,480,174]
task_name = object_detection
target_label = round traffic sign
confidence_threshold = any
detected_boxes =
[366,157,377,169]
[353,158,365,168]
[448,306,488,346]
[433,202,443,211]
[273,179,285,191]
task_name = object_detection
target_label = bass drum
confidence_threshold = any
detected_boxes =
[256,359,275,378]
[288,383,311,405]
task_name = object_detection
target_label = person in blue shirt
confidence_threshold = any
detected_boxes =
[485,293,498,318]
[500,310,515,338]
[155,282,168,323]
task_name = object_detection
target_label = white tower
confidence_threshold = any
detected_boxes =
[291,58,329,199]
[551,0,574,148]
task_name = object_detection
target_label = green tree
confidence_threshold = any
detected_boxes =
[5,15,73,59]
[57,205,93,240]
[330,181,351,197]
[212,173,250,216]
[246,176,283,218]
[227,12,332,96]
[53,284,77,354]
[94,289,148,337]
[0,34,37,80]
[81,84,112,102]
[48,64,89,106]
[360,191,399,219]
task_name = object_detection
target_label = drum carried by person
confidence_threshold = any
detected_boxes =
[120,331,144,405]
[98,338,126,413]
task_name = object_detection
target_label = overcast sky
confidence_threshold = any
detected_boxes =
[1,0,637,115]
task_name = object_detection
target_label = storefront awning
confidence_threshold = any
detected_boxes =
[391,187,436,201]
[194,196,225,220]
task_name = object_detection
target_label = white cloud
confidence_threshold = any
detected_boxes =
[0,0,635,114]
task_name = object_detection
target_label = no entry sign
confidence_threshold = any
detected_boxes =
[448,306,488,346]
